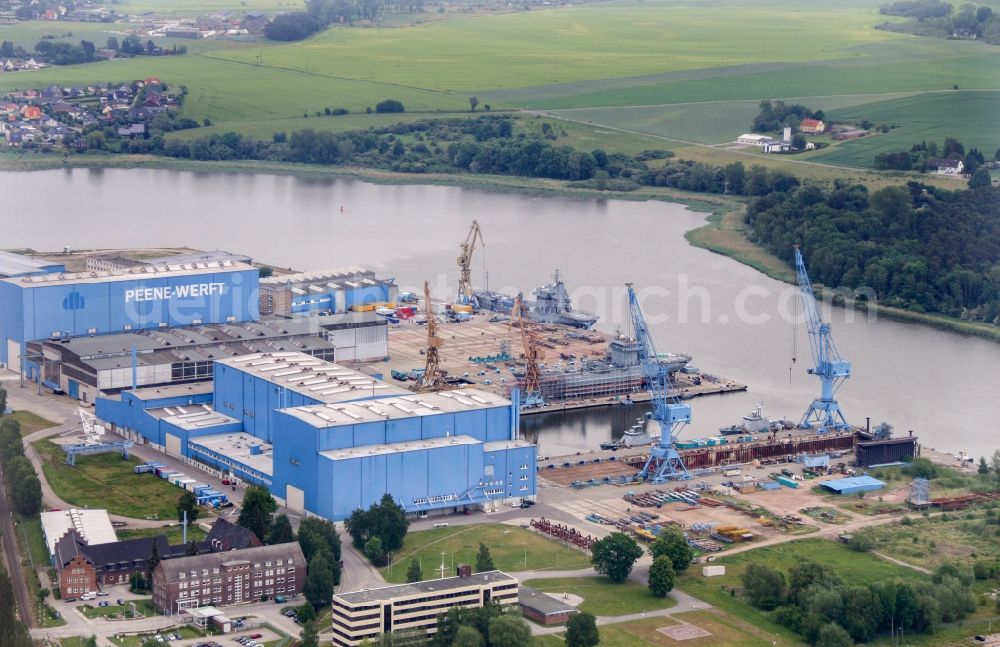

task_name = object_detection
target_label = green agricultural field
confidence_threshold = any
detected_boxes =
[35,439,186,520]
[808,90,1000,167]
[522,575,676,617]
[209,0,900,93]
[548,92,923,145]
[379,523,590,583]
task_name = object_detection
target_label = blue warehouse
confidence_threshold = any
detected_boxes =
[97,351,536,521]
[0,256,259,376]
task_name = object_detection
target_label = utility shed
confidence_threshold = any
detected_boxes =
[820,475,886,495]
[518,586,578,625]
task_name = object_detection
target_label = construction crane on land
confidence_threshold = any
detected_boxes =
[793,246,851,433]
[512,294,545,408]
[457,220,485,305]
[78,408,106,445]
[627,284,692,482]
[414,281,450,392]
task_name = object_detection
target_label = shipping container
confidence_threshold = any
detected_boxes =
[702,565,726,577]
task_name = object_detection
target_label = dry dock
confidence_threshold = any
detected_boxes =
[366,315,746,413]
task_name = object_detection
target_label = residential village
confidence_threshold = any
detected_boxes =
[1,77,184,149]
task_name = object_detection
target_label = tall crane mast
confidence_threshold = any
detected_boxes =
[794,247,851,433]
[457,220,485,305]
[627,284,692,482]
[512,295,545,408]
[414,281,449,392]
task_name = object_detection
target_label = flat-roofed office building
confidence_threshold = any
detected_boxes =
[329,570,519,646]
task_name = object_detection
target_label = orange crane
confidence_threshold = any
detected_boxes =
[414,281,449,392]
[512,295,545,408]
[457,220,485,305]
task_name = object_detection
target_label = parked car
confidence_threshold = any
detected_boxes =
[96,591,109,596]
[80,592,96,601]
[249,635,262,640]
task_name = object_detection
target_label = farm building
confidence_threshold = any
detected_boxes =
[799,118,826,134]
[819,475,885,495]
[96,351,537,522]
[737,134,769,146]
[927,158,965,175]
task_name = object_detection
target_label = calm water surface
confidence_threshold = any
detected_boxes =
[3,168,998,457]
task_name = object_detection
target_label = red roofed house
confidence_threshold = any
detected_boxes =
[145,77,162,85]
[20,106,42,120]
[800,119,826,134]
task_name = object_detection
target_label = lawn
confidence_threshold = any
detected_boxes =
[109,625,204,647]
[522,575,676,617]
[18,514,50,567]
[379,523,591,583]
[35,439,185,520]
[2,410,58,436]
[60,638,96,647]
[117,523,208,545]
[78,597,157,619]
[534,611,799,647]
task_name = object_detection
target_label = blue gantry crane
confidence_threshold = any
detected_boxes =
[627,284,692,482]
[794,247,852,433]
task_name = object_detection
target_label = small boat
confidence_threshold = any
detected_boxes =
[622,418,654,448]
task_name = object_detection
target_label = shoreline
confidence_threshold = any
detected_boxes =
[685,203,1000,344]
[3,152,997,344]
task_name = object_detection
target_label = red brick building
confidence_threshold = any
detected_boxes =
[153,543,306,614]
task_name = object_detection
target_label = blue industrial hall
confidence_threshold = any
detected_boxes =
[97,352,537,522]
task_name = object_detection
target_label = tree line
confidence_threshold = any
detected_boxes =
[265,0,426,41]
[741,558,977,645]
[873,137,994,174]
[126,116,799,200]
[878,0,999,44]
[747,180,1000,324]
[0,398,43,518]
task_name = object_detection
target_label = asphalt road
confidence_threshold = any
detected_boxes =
[0,460,36,628]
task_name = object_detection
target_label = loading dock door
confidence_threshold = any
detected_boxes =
[68,380,79,399]
[6,340,19,374]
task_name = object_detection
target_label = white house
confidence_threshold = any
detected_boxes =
[928,158,964,175]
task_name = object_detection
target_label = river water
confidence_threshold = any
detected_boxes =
[3,168,998,458]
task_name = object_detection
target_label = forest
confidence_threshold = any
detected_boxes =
[747,179,1000,323]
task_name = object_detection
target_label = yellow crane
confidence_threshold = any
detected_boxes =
[457,220,485,304]
[414,281,449,392]
[512,295,545,408]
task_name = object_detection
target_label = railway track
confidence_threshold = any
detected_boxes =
[0,461,36,627]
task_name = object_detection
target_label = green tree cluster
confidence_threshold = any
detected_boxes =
[590,532,643,583]
[0,419,42,517]
[475,543,495,572]
[748,181,1000,323]
[237,485,278,542]
[743,559,977,643]
[346,493,409,563]
[565,612,599,647]
[429,601,524,647]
